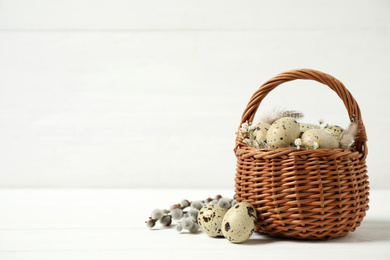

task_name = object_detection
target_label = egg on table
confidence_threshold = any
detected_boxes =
[266,117,300,148]
[222,202,257,244]
[301,129,340,149]
[197,204,228,237]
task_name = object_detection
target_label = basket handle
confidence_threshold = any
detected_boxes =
[236,68,367,159]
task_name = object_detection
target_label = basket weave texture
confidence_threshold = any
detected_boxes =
[234,69,369,240]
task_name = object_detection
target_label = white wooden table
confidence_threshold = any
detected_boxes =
[0,188,389,260]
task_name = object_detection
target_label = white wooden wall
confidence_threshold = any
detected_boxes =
[0,0,389,188]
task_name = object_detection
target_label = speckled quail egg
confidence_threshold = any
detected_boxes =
[323,124,345,140]
[298,123,320,136]
[221,202,257,244]
[198,204,228,237]
[301,129,340,149]
[266,117,300,148]
[251,122,270,148]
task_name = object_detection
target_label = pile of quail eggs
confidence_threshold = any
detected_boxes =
[242,116,350,150]
[146,195,258,244]
[197,202,257,244]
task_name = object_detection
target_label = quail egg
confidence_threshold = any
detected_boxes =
[301,129,340,149]
[222,202,257,244]
[323,124,345,140]
[251,122,270,148]
[298,123,320,136]
[198,204,228,237]
[266,117,300,148]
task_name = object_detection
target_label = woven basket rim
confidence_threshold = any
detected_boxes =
[235,145,363,160]
[236,146,357,152]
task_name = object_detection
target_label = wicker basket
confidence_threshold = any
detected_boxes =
[234,69,369,240]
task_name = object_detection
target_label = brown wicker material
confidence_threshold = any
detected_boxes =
[234,69,369,240]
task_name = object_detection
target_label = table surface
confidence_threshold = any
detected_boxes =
[0,188,389,260]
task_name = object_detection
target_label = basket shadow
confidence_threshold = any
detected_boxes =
[243,238,277,245]
[243,219,390,245]
[331,219,390,243]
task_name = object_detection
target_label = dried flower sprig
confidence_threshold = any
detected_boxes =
[294,138,302,149]
[240,122,256,139]
[239,122,260,148]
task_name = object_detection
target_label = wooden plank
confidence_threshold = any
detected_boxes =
[0,189,235,229]
[0,189,389,260]
[0,0,389,30]
[0,30,389,188]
